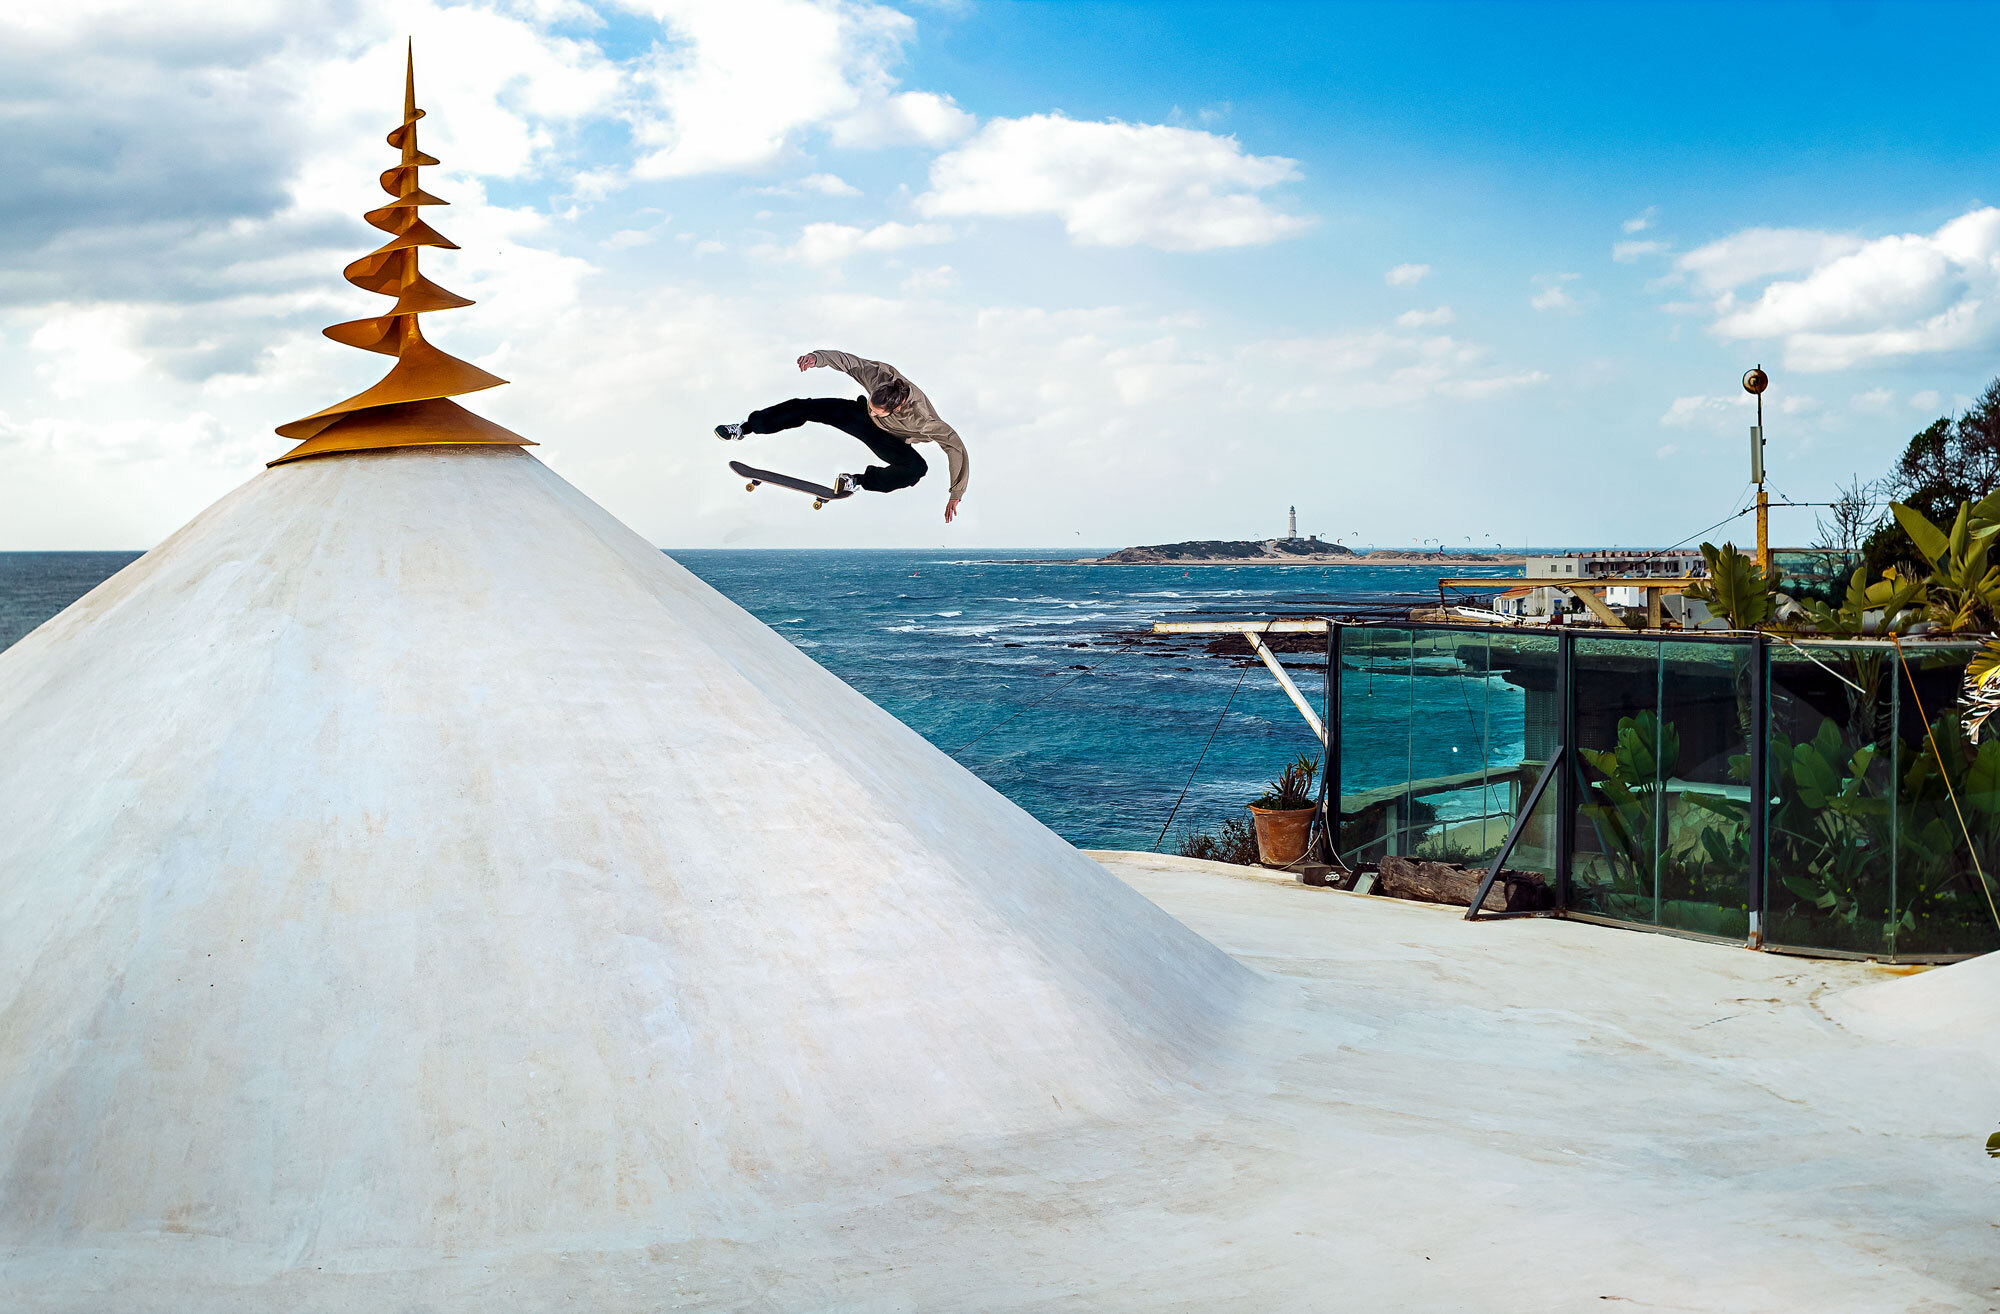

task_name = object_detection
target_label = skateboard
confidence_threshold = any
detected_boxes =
[730,460,854,510]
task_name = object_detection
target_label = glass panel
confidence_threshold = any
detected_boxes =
[1405,629,1494,863]
[1764,642,1899,954]
[1568,634,1667,924]
[1412,631,1562,883]
[1336,627,1413,866]
[1655,641,1753,938]
[1334,627,1562,890]
[1887,643,2000,958]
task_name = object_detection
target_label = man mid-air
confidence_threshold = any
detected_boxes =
[717,349,969,523]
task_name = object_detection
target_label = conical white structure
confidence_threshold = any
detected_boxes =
[1826,944,2000,1049]
[0,448,1252,1270]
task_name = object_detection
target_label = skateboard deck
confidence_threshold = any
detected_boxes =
[730,460,854,510]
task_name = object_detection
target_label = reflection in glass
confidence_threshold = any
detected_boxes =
[1766,641,2000,958]
[1336,628,1558,878]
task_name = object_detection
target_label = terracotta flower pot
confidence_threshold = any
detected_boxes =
[1246,805,1315,867]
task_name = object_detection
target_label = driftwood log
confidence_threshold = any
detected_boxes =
[1375,856,1551,914]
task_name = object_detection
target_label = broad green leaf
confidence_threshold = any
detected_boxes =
[1968,740,2000,812]
[1684,791,1744,821]
[1893,501,1951,566]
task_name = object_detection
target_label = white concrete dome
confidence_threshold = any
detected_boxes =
[0,447,1252,1286]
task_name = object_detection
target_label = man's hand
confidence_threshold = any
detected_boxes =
[797,353,818,372]
[945,498,961,525]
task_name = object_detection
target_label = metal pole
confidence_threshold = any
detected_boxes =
[1755,375,1771,576]
[1320,621,1342,863]
[1247,632,1327,744]
[1555,629,1575,910]
[1745,365,1772,578]
[1747,631,1767,947]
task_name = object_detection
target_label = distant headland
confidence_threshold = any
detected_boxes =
[1087,538,1524,566]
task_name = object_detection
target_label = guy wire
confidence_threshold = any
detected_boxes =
[1890,635,2000,933]
[1152,647,1258,852]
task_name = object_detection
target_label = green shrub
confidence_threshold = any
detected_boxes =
[1176,815,1261,865]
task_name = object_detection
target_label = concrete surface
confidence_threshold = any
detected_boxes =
[1,448,1993,1311]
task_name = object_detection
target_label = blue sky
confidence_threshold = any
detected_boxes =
[3,0,1997,551]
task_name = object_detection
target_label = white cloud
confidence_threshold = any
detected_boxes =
[800,172,861,197]
[626,0,964,179]
[1660,394,1752,428]
[1623,207,1658,234]
[782,220,953,264]
[1253,330,1547,411]
[1852,387,1895,411]
[567,167,626,202]
[1655,443,1679,459]
[915,113,1311,252]
[1530,273,1580,312]
[753,171,863,198]
[1613,240,1668,263]
[1395,305,1454,329]
[901,265,958,294]
[829,90,974,149]
[1675,227,1869,294]
[0,407,244,467]
[29,305,153,400]
[1911,389,1942,412]
[1385,263,1430,287]
[1690,208,2000,370]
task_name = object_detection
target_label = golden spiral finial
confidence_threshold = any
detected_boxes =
[271,43,532,466]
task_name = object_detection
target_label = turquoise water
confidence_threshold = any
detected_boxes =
[0,548,1522,849]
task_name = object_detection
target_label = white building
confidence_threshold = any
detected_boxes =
[1493,550,1713,625]
[1524,549,1705,580]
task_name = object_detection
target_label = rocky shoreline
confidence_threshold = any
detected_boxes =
[1087,538,1521,566]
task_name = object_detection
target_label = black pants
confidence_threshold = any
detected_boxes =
[743,396,928,493]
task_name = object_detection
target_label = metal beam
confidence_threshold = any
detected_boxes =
[1151,620,1329,634]
[1566,584,1635,630]
[1247,632,1326,744]
[1437,577,1699,590]
[1466,748,1563,921]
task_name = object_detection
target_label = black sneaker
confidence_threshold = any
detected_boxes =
[714,422,744,441]
[834,473,861,495]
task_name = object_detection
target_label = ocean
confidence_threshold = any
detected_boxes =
[0,548,1523,850]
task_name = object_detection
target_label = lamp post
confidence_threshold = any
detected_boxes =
[1744,365,1770,575]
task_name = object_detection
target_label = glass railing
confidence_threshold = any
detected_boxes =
[1325,621,2000,961]
[1336,627,1559,886]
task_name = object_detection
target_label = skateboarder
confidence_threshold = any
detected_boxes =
[717,349,969,523]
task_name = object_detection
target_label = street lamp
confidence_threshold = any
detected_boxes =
[1744,365,1770,574]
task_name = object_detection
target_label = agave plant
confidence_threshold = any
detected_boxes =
[1252,752,1320,810]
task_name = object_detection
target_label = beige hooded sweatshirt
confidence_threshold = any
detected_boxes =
[811,349,969,500]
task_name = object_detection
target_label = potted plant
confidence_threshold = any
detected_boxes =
[1246,752,1320,867]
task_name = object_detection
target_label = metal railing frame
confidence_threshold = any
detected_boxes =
[1249,615,1991,958]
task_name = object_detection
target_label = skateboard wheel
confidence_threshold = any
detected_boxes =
[746,481,758,491]
[813,499,825,510]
